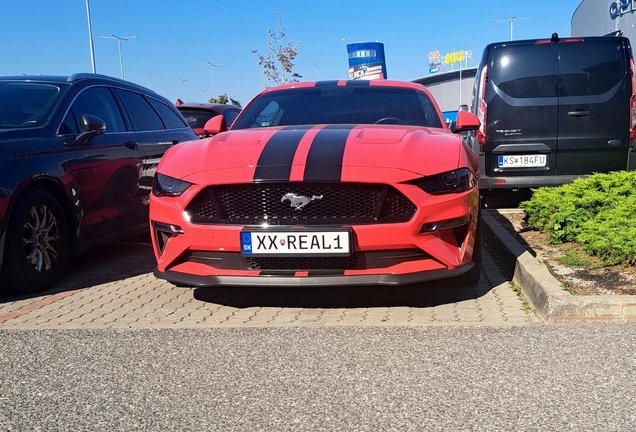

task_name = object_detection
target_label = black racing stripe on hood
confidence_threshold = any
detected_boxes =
[303,124,355,181]
[254,126,313,181]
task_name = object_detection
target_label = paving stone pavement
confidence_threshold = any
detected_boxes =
[0,236,539,329]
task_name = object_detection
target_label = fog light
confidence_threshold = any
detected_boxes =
[152,221,184,234]
[420,215,470,233]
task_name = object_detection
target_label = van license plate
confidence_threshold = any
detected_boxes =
[241,230,351,256]
[498,155,546,168]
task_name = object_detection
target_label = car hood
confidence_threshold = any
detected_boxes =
[159,125,471,183]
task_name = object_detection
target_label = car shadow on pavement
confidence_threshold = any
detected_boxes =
[0,234,155,303]
[192,279,491,309]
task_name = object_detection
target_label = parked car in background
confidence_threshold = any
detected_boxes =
[150,80,482,289]
[0,74,198,294]
[470,33,636,191]
[175,100,241,138]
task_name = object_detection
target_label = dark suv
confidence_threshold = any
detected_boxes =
[0,74,198,293]
[470,33,636,190]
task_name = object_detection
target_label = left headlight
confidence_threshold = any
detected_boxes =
[152,173,192,197]
[411,168,476,195]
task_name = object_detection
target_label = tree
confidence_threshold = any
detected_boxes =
[208,94,242,107]
[251,8,301,87]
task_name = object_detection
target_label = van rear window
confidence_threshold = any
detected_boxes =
[490,44,558,98]
[490,40,626,98]
[559,40,626,96]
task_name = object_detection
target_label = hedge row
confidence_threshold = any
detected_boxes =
[520,171,636,266]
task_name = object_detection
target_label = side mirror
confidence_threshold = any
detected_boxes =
[76,114,106,145]
[203,114,227,136]
[451,110,480,133]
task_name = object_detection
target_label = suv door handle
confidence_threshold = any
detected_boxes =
[172,139,180,145]
[124,140,139,150]
[567,110,590,117]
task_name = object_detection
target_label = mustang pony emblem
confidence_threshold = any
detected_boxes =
[281,193,323,210]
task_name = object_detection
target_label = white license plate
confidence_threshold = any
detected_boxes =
[498,155,547,168]
[241,230,351,255]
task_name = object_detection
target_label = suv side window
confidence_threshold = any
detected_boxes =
[147,98,188,129]
[116,89,165,131]
[68,87,126,132]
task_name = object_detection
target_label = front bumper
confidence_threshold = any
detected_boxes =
[155,263,474,288]
[149,181,480,287]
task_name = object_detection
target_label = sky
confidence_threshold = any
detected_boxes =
[0,0,583,107]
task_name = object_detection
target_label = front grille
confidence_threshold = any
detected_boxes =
[244,254,360,271]
[186,182,416,225]
[181,249,431,272]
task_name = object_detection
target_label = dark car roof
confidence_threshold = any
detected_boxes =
[0,73,159,95]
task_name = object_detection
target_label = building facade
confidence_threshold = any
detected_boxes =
[412,67,477,123]
[572,0,636,39]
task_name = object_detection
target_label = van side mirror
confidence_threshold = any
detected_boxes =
[203,115,227,136]
[451,110,480,133]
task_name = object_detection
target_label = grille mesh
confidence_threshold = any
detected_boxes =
[244,254,360,270]
[186,182,415,225]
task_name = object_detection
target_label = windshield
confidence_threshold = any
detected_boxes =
[231,85,443,130]
[0,82,64,129]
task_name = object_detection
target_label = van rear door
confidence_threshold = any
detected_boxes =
[486,42,559,179]
[557,38,631,175]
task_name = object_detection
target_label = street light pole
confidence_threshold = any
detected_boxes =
[101,34,138,79]
[178,78,189,100]
[492,16,531,41]
[312,64,324,80]
[201,62,225,99]
[148,73,155,88]
[201,89,209,101]
[85,0,96,73]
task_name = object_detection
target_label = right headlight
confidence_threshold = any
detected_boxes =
[152,173,192,197]
[411,168,476,195]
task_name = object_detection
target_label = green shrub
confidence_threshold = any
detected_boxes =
[520,171,636,266]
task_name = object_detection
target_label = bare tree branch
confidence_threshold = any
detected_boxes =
[252,7,301,87]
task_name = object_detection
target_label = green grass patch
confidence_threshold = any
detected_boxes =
[555,249,594,268]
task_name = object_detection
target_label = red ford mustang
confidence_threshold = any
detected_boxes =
[150,80,482,287]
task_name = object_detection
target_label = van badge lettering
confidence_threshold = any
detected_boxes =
[495,129,522,136]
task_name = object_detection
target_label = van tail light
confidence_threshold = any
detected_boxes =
[476,65,488,146]
[630,59,636,140]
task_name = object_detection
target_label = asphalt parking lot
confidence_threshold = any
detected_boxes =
[0,234,539,329]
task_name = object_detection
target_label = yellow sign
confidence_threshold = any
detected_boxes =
[444,50,465,65]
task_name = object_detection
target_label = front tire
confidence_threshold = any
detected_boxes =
[0,189,70,294]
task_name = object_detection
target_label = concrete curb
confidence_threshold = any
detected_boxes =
[483,210,636,322]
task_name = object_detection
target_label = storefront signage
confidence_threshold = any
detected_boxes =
[610,0,635,19]
[444,51,466,65]
[428,50,473,75]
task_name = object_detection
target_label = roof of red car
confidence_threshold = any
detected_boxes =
[175,100,240,112]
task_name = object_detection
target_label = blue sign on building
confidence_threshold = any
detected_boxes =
[346,42,387,80]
